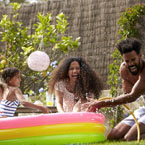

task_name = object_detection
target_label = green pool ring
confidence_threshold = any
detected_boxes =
[0,123,105,140]
[0,133,106,145]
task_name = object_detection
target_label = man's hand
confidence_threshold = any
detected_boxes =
[86,101,103,112]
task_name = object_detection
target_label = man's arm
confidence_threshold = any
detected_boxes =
[120,63,134,93]
[87,69,145,112]
[122,80,133,94]
[107,75,145,106]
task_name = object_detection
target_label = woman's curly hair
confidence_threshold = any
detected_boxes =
[48,56,103,99]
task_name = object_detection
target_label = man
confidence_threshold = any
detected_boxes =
[87,38,145,141]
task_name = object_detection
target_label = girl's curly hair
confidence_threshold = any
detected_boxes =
[48,56,103,100]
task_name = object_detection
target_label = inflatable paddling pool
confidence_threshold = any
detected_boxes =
[0,112,106,145]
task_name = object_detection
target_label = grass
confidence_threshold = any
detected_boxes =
[95,140,145,145]
[70,140,145,145]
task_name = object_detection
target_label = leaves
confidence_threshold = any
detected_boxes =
[118,4,145,38]
[107,4,145,126]
[0,3,80,104]
[108,4,145,98]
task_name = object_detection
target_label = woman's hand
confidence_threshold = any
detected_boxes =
[73,99,81,112]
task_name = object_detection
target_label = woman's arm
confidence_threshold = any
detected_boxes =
[15,88,50,113]
[55,90,65,113]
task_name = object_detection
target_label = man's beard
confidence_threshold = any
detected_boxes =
[127,61,140,75]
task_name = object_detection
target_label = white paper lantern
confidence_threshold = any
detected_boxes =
[27,51,50,71]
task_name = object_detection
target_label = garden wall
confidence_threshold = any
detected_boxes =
[0,0,144,88]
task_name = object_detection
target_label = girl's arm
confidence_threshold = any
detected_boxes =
[55,90,64,113]
[0,82,7,102]
[0,88,2,102]
[15,88,50,113]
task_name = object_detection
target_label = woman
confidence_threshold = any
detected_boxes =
[48,56,103,112]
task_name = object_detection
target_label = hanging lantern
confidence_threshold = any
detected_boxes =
[27,51,50,71]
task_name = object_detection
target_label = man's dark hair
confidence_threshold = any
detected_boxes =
[117,38,142,55]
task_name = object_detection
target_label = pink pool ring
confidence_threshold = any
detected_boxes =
[0,112,105,129]
[0,112,106,145]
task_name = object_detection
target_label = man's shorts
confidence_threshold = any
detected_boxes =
[121,106,145,126]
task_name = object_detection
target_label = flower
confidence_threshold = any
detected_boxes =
[39,87,44,93]
[45,91,49,97]
[50,60,58,68]
[47,72,51,76]
[39,73,42,77]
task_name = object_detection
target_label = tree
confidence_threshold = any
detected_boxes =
[0,3,80,104]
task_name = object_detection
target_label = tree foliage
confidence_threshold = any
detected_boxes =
[107,4,145,126]
[0,3,80,104]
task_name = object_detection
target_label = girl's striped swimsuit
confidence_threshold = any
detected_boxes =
[0,99,20,117]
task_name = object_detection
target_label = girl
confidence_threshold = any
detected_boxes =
[0,67,50,117]
[48,56,103,112]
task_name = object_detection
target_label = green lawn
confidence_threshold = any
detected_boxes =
[95,140,145,145]
[71,140,145,145]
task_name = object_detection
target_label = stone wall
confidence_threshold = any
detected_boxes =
[0,0,144,88]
